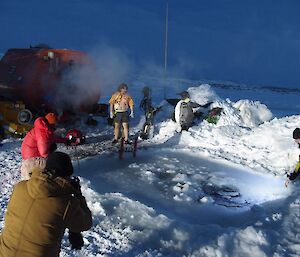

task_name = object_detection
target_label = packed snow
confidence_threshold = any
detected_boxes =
[1,84,300,257]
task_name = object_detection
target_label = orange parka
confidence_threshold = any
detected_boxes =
[0,170,92,257]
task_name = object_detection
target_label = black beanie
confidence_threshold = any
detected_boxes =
[45,151,73,177]
[178,91,190,99]
[293,128,300,139]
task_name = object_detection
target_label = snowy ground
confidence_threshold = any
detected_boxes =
[1,83,300,257]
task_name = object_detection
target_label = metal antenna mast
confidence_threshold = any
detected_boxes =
[163,0,169,99]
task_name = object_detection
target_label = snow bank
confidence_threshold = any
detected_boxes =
[151,84,273,132]
[186,84,273,127]
[194,226,269,257]
[233,99,273,127]
[188,84,220,106]
[150,84,298,176]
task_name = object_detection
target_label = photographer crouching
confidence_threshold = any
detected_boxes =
[0,151,92,257]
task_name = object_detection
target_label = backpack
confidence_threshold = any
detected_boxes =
[65,128,85,146]
[205,107,223,124]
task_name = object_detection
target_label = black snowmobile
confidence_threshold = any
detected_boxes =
[139,86,161,140]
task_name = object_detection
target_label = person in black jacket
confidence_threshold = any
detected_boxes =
[174,91,200,131]
[285,128,300,187]
[293,128,300,147]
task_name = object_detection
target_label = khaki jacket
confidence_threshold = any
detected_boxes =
[0,171,92,257]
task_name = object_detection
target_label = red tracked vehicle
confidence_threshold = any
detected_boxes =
[0,45,101,115]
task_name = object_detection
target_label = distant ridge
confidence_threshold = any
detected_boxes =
[136,75,300,94]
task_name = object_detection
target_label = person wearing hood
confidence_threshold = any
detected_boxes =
[0,151,92,257]
[20,113,65,180]
[174,91,201,132]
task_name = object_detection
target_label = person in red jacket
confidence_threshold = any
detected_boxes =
[20,113,60,180]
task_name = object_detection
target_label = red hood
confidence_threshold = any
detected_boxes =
[34,117,51,131]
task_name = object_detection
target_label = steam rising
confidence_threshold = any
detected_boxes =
[53,43,197,113]
[89,44,135,96]
[55,61,101,112]
[54,44,136,113]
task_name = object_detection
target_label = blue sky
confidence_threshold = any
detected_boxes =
[1,0,300,87]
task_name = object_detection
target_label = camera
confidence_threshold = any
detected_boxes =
[70,176,81,193]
